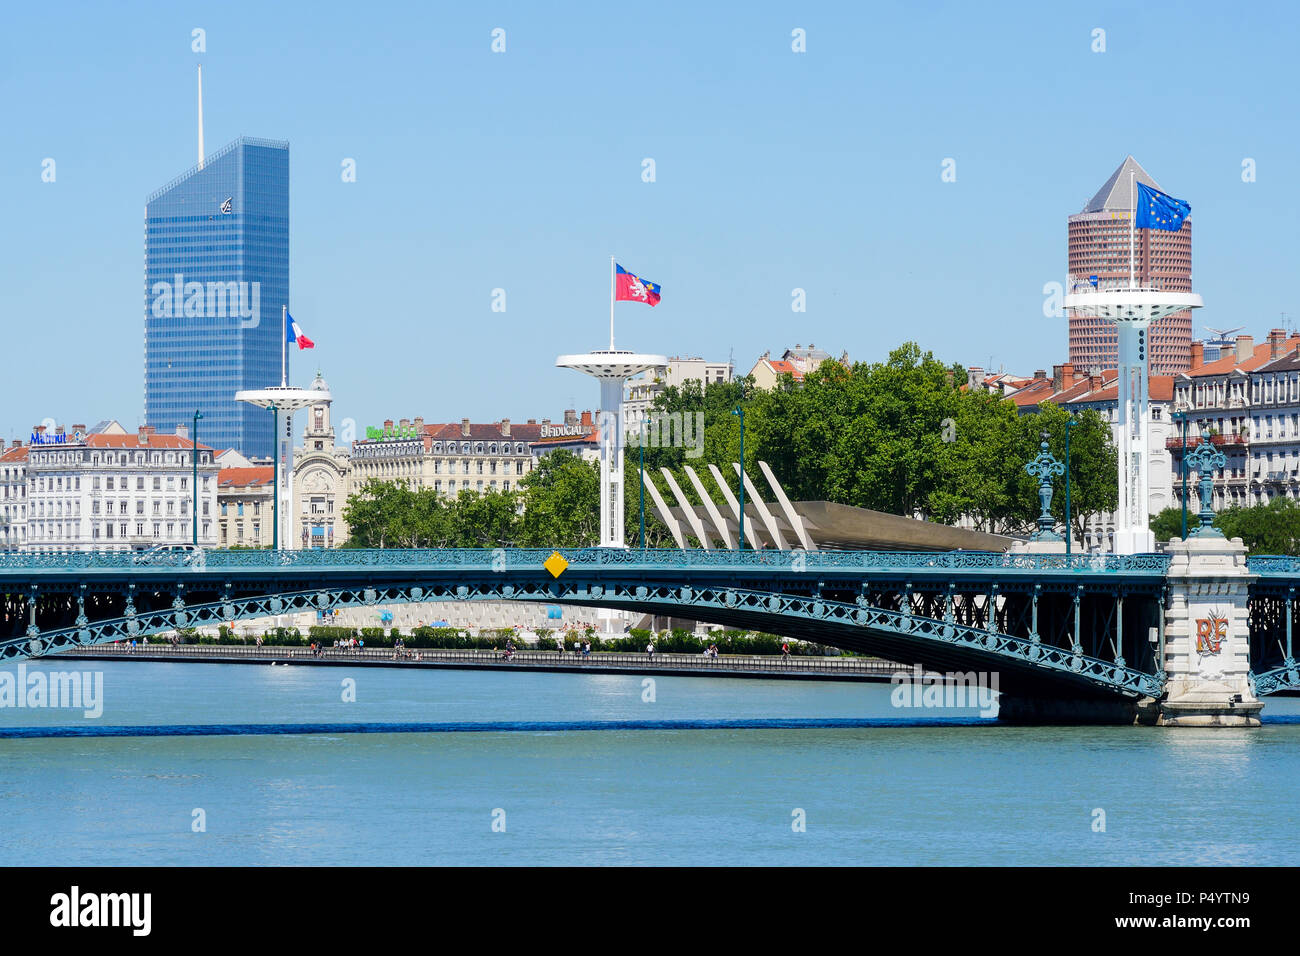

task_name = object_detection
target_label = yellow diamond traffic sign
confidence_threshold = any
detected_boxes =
[544,551,569,578]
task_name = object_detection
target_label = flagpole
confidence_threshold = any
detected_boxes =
[609,256,616,351]
[1129,170,1136,290]
[281,304,287,387]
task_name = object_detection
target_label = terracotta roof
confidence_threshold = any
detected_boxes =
[761,359,804,380]
[1009,378,1058,409]
[1009,369,1175,410]
[1068,374,1176,404]
[218,466,274,488]
[0,446,28,463]
[1247,343,1300,375]
[83,434,212,450]
[1184,335,1300,378]
[422,422,545,443]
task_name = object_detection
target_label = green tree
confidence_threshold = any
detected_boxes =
[1217,498,1300,554]
[341,480,408,548]
[1150,506,1185,543]
[517,450,600,547]
[929,388,1025,532]
[444,488,521,547]
[1022,402,1118,545]
[1154,498,1300,554]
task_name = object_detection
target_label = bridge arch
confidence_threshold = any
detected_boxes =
[9,575,1162,701]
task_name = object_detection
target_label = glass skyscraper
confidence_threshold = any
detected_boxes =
[144,136,289,459]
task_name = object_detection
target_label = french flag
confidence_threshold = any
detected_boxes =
[286,312,315,350]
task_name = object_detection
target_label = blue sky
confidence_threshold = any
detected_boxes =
[2,0,1297,443]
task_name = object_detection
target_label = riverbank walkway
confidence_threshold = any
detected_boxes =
[55,643,903,682]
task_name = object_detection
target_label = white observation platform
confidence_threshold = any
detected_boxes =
[1064,287,1203,554]
[556,350,667,548]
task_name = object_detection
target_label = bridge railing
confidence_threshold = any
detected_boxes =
[0,547,1171,574]
[59,641,904,675]
[1248,556,1300,575]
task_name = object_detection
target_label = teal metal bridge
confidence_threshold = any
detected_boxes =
[1,546,1297,700]
[2,546,1252,702]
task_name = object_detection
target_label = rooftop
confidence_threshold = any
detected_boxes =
[218,466,275,488]
[1080,156,1164,214]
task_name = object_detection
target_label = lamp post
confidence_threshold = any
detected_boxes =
[1065,414,1076,556]
[1024,431,1065,541]
[271,404,279,551]
[1172,410,1190,539]
[1187,429,1227,536]
[732,405,745,550]
[192,410,203,547]
[638,416,646,549]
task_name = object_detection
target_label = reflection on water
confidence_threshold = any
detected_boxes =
[1,661,1297,865]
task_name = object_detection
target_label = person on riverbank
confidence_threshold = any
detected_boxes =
[782,642,790,660]
[646,640,655,659]
[582,640,591,659]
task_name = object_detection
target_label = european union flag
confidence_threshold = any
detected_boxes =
[1136,182,1190,231]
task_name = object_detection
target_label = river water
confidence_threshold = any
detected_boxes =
[1,660,1297,865]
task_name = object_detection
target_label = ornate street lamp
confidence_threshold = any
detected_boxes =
[1187,429,1228,536]
[1024,431,1065,541]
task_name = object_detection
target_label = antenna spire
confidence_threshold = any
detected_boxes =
[197,64,205,170]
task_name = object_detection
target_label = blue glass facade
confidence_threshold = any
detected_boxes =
[144,137,289,459]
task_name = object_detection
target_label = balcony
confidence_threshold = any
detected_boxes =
[1166,433,1248,450]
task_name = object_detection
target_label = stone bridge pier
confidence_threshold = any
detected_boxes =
[997,534,1264,727]
[1160,535,1262,727]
